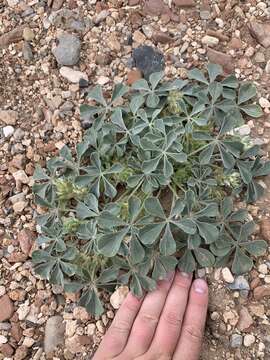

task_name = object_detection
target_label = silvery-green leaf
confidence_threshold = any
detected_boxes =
[139,223,165,244]
[160,224,176,255]
[130,95,145,114]
[238,83,257,105]
[33,166,50,181]
[232,247,253,274]
[149,71,164,89]
[132,79,150,91]
[97,228,129,257]
[87,85,106,106]
[199,143,215,165]
[240,104,263,118]
[188,68,208,84]
[111,83,129,103]
[196,220,219,244]
[207,63,223,83]
[194,248,215,267]
[144,197,165,218]
[178,250,196,273]
[222,74,238,88]
[146,93,160,108]
[130,237,145,264]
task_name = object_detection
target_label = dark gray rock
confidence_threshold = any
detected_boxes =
[22,41,33,61]
[132,45,165,79]
[52,33,81,66]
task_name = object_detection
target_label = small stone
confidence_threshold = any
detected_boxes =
[174,0,195,7]
[133,30,146,44]
[0,110,18,125]
[3,125,14,137]
[52,33,81,66]
[0,335,7,344]
[253,285,270,300]
[23,337,35,348]
[127,69,142,85]
[143,0,166,16]
[0,26,24,47]
[65,335,87,354]
[107,34,121,52]
[249,22,270,48]
[234,124,251,136]
[265,60,270,74]
[52,0,64,10]
[14,345,28,360]
[222,268,234,283]
[96,320,105,334]
[152,32,174,44]
[93,10,110,25]
[249,304,265,318]
[79,78,89,88]
[11,323,23,342]
[60,67,88,83]
[73,306,90,322]
[44,316,65,355]
[228,276,250,291]
[65,320,77,337]
[229,38,242,50]
[0,343,14,357]
[23,27,34,41]
[245,46,255,57]
[0,295,14,322]
[258,264,268,274]
[231,334,243,348]
[200,10,211,20]
[260,219,270,242]
[17,229,34,256]
[202,35,219,47]
[110,286,129,309]
[133,45,165,79]
[13,170,29,185]
[244,334,255,347]
[237,308,253,331]
[13,201,28,213]
[207,48,234,73]
[22,41,33,61]
[87,323,96,336]
[210,311,219,321]
[254,52,265,63]
[97,76,110,85]
[95,53,112,66]
[17,304,30,320]
[0,286,6,296]
[259,97,270,108]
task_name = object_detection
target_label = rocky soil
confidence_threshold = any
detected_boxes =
[1,0,270,359]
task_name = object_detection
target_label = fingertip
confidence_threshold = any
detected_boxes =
[193,278,208,295]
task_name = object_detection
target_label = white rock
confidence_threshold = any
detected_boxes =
[202,35,219,47]
[3,125,14,137]
[244,334,255,347]
[97,76,110,85]
[17,303,30,320]
[0,335,7,344]
[265,60,270,74]
[7,0,19,6]
[23,337,35,347]
[258,264,268,274]
[222,267,234,283]
[13,201,28,213]
[0,110,18,125]
[110,286,129,309]
[234,124,251,136]
[245,46,255,57]
[13,170,29,185]
[259,97,270,108]
[65,320,77,337]
[0,286,6,296]
[87,323,96,336]
[215,18,224,28]
[59,66,88,84]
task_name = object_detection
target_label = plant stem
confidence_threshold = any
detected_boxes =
[188,143,209,158]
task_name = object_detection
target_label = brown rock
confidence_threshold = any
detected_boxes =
[249,22,270,48]
[174,0,195,7]
[68,0,77,9]
[17,229,34,256]
[14,345,28,360]
[253,285,270,300]
[0,295,14,321]
[260,218,270,243]
[207,48,234,73]
[127,69,142,85]
[237,308,253,331]
[249,304,265,318]
[9,289,26,302]
[143,0,166,16]
[95,53,112,66]
[0,343,14,357]
[11,322,23,342]
[229,38,242,50]
[7,252,28,263]
[129,0,140,4]
[152,32,174,44]
[129,11,143,28]
[78,335,93,346]
[250,277,261,290]
[0,110,18,125]
[52,0,64,10]
[207,29,229,42]
[0,26,25,48]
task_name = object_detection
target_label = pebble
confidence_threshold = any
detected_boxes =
[87,323,96,336]
[17,229,34,256]
[0,286,6,296]
[259,97,270,109]
[60,66,88,83]
[249,304,265,318]
[23,27,35,41]
[231,334,243,348]
[127,69,142,85]
[202,35,219,47]
[207,48,234,73]
[97,76,110,85]
[234,124,251,136]
[237,308,253,331]
[52,33,81,66]
[0,335,8,344]
[249,21,270,48]
[174,0,195,7]
[222,268,234,283]
[73,306,90,322]
[110,286,129,309]
[260,219,270,243]
[0,110,18,125]
[258,263,268,274]
[244,334,255,347]
[22,42,33,61]
[132,45,165,79]
[14,345,28,360]
[0,343,14,357]
[0,26,24,47]
[3,125,14,137]
[228,276,250,291]
[44,316,65,355]
[265,60,270,74]
[0,295,14,322]
[253,285,270,300]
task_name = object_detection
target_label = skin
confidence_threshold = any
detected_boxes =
[93,271,208,360]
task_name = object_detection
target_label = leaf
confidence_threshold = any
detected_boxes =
[237,161,253,184]
[111,108,127,130]
[199,143,215,165]
[97,228,129,257]
[196,221,219,244]
[232,247,253,274]
[144,197,165,218]
[130,237,145,264]
[160,224,176,255]
[238,83,257,105]
[178,250,196,273]
[129,196,142,222]
[222,75,238,88]
[111,83,129,103]
[76,194,99,219]
[196,203,219,218]
[173,219,197,235]
[142,156,161,174]
[149,71,164,89]
[188,68,208,84]
[33,166,50,181]
[207,63,223,83]
[87,85,106,106]
[139,223,164,245]
[219,145,235,169]
[241,240,267,256]
[240,104,263,118]
[194,248,215,267]
[130,274,144,297]
[132,79,150,91]
[146,93,160,108]
[130,95,145,114]
[209,82,223,102]
[98,267,119,284]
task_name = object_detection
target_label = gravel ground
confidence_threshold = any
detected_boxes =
[1,0,270,359]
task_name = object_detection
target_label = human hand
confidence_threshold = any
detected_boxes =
[93,271,208,360]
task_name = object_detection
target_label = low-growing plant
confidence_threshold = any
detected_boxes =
[32,64,270,315]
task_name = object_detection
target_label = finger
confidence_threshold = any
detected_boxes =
[93,292,143,359]
[148,271,193,357]
[121,272,175,358]
[173,278,208,360]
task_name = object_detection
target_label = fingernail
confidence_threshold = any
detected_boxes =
[165,271,175,281]
[180,271,191,278]
[194,279,208,294]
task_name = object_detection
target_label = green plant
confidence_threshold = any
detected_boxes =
[32,64,270,315]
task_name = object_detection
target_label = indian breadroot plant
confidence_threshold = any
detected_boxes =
[32,64,270,315]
